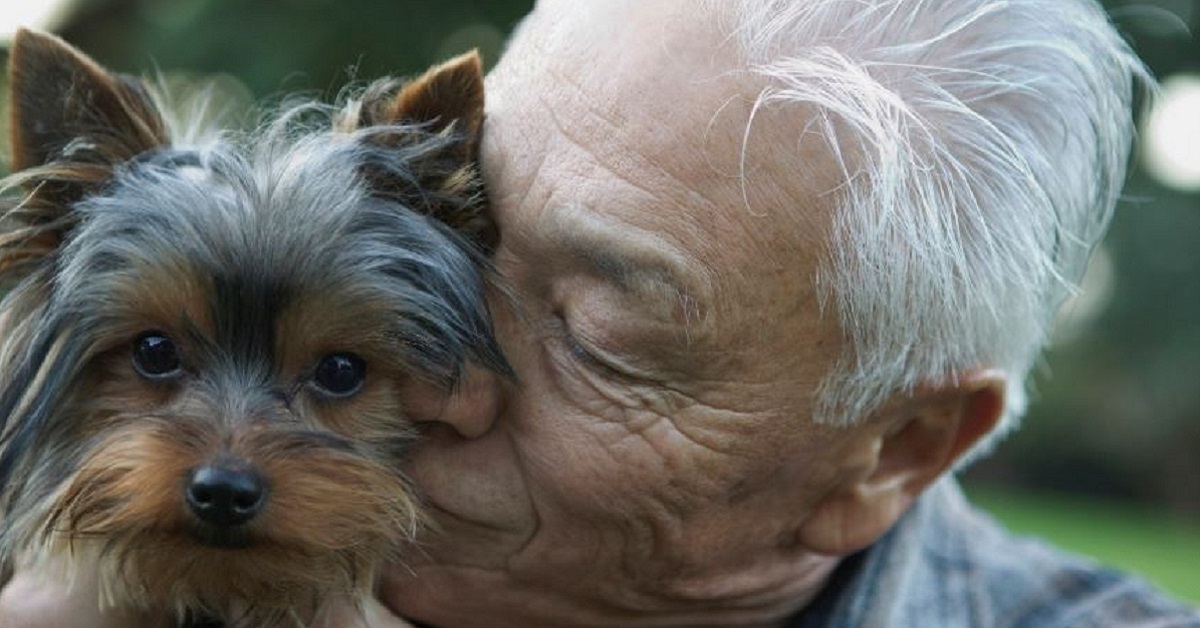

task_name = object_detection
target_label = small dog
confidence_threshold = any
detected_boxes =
[0,29,508,626]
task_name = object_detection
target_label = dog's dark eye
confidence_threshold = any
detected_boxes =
[311,353,366,398]
[132,332,183,380]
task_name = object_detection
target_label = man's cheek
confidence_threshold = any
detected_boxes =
[406,430,535,547]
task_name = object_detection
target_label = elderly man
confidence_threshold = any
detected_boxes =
[2,0,1197,626]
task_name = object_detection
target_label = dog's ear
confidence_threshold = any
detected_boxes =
[358,51,484,161]
[6,28,169,193]
[384,50,484,162]
[2,29,169,277]
[350,52,493,248]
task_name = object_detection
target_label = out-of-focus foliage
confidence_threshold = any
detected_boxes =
[55,0,530,94]
[0,0,1196,515]
[967,1,1200,516]
[967,485,1200,601]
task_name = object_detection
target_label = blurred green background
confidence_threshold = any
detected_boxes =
[1,0,1197,604]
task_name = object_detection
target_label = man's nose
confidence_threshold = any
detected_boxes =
[404,364,504,439]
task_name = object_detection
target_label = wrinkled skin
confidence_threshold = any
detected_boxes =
[382,2,882,626]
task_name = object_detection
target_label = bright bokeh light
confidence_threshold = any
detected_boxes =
[1142,74,1200,193]
[0,0,77,42]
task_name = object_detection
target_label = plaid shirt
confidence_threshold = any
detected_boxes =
[790,479,1200,627]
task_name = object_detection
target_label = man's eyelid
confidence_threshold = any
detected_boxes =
[557,312,665,384]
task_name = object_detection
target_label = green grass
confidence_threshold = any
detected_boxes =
[964,484,1200,604]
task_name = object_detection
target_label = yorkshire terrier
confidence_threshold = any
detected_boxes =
[0,29,508,627]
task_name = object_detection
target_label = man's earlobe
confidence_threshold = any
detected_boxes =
[798,371,1006,556]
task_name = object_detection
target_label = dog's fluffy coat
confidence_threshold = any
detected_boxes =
[0,29,507,626]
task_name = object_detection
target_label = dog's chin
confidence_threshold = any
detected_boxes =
[71,528,380,627]
[189,524,255,550]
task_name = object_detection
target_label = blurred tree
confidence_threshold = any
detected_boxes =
[966,1,1200,514]
[56,0,532,94]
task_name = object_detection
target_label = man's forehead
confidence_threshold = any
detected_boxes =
[492,0,840,288]
[503,0,839,213]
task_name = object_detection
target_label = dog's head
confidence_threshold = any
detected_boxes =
[0,29,507,622]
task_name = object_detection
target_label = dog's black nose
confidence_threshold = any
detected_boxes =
[186,465,266,527]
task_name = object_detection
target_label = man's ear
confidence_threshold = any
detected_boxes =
[798,371,1006,556]
[8,28,168,177]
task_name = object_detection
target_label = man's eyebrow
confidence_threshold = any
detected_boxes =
[545,218,706,313]
[571,239,683,299]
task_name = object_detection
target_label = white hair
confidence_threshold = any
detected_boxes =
[707,0,1150,455]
